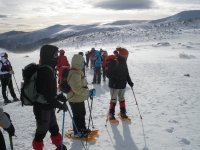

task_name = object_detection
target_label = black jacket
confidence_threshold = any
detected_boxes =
[34,45,60,110]
[106,55,132,89]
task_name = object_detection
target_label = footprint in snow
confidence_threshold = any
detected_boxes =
[179,138,191,145]
[168,120,178,124]
[166,127,174,133]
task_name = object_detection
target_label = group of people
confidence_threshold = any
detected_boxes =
[0,45,133,150]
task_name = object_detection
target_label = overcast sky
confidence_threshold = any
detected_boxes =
[0,0,200,33]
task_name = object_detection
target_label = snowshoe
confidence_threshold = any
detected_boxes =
[55,144,67,150]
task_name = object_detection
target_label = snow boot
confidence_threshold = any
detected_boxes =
[120,101,128,118]
[81,128,91,136]
[51,133,64,149]
[109,101,116,120]
[32,140,44,150]
[55,144,67,150]
[13,97,20,102]
[4,99,11,104]
[109,113,116,120]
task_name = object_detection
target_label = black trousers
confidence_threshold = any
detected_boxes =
[93,67,101,83]
[69,102,86,134]
[0,130,6,150]
[0,74,16,101]
[33,107,59,141]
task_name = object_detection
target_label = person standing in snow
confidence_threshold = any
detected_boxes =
[32,45,67,150]
[56,49,70,85]
[106,47,134,120]
[102,51,108,81]
[0,107,15,150]
[67,54,95,137]
[92,50,102,84]
[78,51,86,77]
[0,52,19,104]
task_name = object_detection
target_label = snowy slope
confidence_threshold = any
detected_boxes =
[0,10,200,52]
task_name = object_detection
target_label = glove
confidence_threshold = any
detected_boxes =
[9,70,14,74]
[56,101,68,112]
[4,123,15,136]
[57,93,67,102]
[89,89,96,97]
[128,81,134,87]
[113,50,119,56]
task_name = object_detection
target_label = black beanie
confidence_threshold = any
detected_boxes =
[40,45,58,65]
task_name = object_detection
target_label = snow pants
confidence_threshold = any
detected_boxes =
[0,130,6,150]
[69,102,86,134]
[0,73,16,101]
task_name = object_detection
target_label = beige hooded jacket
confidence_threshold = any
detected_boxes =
[67,54,89,102]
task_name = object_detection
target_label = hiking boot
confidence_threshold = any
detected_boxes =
[13,97,20,102]
[81,128,91,136]
[120,113,128,118]
[109,113,116,120]
[4,99,11,104]
[55,144,67,150]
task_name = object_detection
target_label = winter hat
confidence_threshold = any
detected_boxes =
[78,52,84,56]
[116,47,129,58]
[0,52,8,58]
[40,45,59,66]
[59,49,65,54]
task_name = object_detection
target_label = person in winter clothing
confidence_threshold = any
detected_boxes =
[85,51,90,68]
[67,54,93,137]
[32,45,67,150]
[78,52,86,76]
[56,49,70,85]
[89,48,96,69]
[0,107,15,150]
[102,51,108,81]
[92,50,102,84]
[106,48,134,120]
[0,52,19,104]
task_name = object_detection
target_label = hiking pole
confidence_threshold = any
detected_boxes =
[9,135,14,150]
[85,94,94,147]
[60,102,67,150]
[87,99,94,129]
[12,74,20,95]
[131,87,143,120]
[66,102,87,150]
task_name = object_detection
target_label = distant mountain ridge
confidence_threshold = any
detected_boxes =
[0,10,200,52]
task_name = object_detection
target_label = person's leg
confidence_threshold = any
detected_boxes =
[32,107,50,150]
[1,75,11,103]
[69,102,85,135]
[97,67,101,84]
[7,76,17,100]
[0,130,6,150]
[49,110,67,150]
[109,88,119,119]
[92,68,97,83]
[118,89,128,118]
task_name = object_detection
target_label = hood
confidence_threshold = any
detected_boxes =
[40,45,58,67]
[71,54,84,70]
[0,52,8,62]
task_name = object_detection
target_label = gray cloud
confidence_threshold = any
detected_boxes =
[0,15,7,18]
[94,0,154,10]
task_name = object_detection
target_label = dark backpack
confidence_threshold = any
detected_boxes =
[105,55,118,78]
[20,63,53,106]
[59,67,71,94]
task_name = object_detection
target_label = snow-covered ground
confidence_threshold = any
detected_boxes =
[0,28,200,150]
